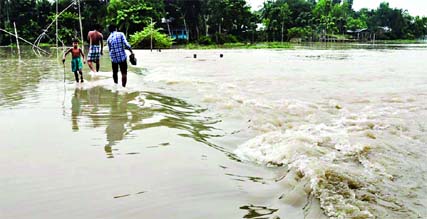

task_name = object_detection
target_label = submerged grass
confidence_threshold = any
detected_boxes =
[179,39,426,49]
[373,39,426,44]
[184,42,293,50]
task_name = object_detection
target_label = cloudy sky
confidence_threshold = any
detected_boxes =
[247,0,427,16]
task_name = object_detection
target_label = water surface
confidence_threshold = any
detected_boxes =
[1,44,426,218]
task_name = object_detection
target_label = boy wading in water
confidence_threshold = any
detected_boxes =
[87,24,103,73]
[63,39,86,83]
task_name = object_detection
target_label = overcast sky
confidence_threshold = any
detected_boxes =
[247,0,427,16]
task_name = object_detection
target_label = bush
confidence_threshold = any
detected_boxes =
[287,27,313,41]
[173,38,188,45]
[225,34,239,43]
[129,23,173,49]
[214,33,226,44]
[213,33,239,44]
[197,36,213,45]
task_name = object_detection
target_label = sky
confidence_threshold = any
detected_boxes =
[247,0,427,17]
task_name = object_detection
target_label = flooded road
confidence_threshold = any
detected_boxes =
[1,44,426,218]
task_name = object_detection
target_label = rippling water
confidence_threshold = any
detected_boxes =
[1,45,426,218]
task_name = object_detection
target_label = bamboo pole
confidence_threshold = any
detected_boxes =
[13,22,21,60]
[0,28,50,54]
[150,17,153,52]
[77,0,84,53]
[56,0,58,59]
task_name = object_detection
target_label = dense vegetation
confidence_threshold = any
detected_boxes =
[1,0,426,47]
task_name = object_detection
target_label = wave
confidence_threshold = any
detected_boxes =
[233,98,425,218]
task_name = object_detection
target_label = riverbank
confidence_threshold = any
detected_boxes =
[2,40,426,51]
[372,39,427,44]
[182,42,293,49]
[180,39,427,50]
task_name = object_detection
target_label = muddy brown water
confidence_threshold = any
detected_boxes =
[1,44,426,218]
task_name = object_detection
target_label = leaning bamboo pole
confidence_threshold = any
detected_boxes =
[56,0,58,59]
[0,28,50,54]
[13,22,21,60]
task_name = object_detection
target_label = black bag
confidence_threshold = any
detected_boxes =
[129,54,137,65]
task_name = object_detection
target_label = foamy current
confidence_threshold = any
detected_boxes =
[136,45,427,218]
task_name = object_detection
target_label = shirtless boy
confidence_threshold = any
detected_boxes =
[87,24,103,73]
[63,39,86,83]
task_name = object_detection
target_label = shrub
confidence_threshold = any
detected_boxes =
[197,36,213,45]
[129,23,173,49]
[287,27,313,41]
[225,34,239,43]
[213,33,239,44]
[214,33,226,44]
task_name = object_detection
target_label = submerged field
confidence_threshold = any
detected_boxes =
[0,44,426,218]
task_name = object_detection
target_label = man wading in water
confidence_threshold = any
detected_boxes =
[87,24,103,73]
[107,24,134,88]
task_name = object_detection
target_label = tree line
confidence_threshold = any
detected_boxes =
[1,0,426,47]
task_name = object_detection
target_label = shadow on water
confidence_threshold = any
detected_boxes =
[240,204,279,219]
[69,86,237,159]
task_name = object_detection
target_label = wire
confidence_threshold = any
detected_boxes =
[33,1,76,56]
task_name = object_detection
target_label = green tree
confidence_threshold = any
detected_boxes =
[346,17,367,31]
[287,26,313,39]
[129,22,173,48]
[370,2,412,39]
[261,0,293,42]
[206,0,253,43]
[164,0,207,42]
[409,16,427,38]
[80,0,108,36]
[53,11,81,44]
[313,0,353,35]
[2,0,40,43]
[107,0,164,37]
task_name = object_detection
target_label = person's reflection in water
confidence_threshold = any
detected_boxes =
[69,86,148,158]
[87,86,102,128]
[71,88,82,131]
[105,91,130,158]
[67,85,218,159]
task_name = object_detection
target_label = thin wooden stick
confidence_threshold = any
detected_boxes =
[0,28,50,54]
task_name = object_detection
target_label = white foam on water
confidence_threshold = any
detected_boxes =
[69,71,143,92]
[234,104,424,218]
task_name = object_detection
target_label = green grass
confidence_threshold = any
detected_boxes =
[372,39,425,44]
[183,42,293,49]
[328,34,352,40]
[38,43,55,47]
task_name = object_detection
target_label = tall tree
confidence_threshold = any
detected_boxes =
[205,0,253,42]
[107,0,164,37]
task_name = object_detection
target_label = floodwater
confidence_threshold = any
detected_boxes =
[0,44,426,219]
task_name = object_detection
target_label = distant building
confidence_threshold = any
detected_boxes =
[346,28,369,40]
[347,26,392,41]
[170,28,188,40]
